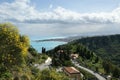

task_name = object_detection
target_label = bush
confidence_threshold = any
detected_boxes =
[21,74,30,80]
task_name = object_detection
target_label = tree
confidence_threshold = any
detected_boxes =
[0,23,30,68]
[42,47,46,53]
[95,67,99,72]
[28,46,38,56]
[102,60,113,74]
[95,56,99,63]
[112,67,120,78]
[37,69,69,80]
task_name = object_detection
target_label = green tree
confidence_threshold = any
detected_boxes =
[112,67,120,78]
[95,56,99,63]
[28,46,38,56]
[37,69,69,80]
[0,23,30,68]
[42,47,46,53]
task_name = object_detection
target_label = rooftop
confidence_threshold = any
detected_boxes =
[63,67,80,74]
[71,54,79,57]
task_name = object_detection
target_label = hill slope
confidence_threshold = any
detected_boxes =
[47,34,120,79]
[70,34,120,66]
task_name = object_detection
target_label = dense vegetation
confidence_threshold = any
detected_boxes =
[47,44,102,80]
[71,34,120,66]
[33,69,69,80]
[47,34,120,79]
[69,34,120,78]
[0,23,29,67]
[51,50,72,67]
[0,23,31,79]
[76,66,98,80]
[0,23,69,80]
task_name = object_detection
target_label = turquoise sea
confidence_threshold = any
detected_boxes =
[30,41,67,53]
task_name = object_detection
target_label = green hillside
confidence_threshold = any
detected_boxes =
[70,34,120,66]
[47,34,120,79]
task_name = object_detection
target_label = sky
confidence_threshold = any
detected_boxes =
[0,0,120,39]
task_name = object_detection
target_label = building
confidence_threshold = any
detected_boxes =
[63,67,81,80]
[57,50,64,53]
[70,54,79,60]
[107,75,112,80]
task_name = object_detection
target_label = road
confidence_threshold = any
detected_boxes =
[36,58,106,80]
[35,57,52,70]
[72,61,106,80]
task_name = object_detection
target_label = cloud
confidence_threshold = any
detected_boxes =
[0,0,120,24]
[15,0,30,3]
[17,23,120,38]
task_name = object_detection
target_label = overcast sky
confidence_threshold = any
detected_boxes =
[0,0,120,39]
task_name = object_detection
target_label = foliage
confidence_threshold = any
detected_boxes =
[28,46,38,57]
[27,46,48,65]
[21,74,30,80]
[0,23,68,80]
[69,34,120,78]
[31,67,69,80]
[0,23,32,79]
[75,66,97,80]
[71,34,120,66]
[35,69,69,80]
[102,60,120,78]
[112,66,120,78]
[0,65,12,80]
[48,43,96,67]
[47,34,120,78]
[0,23,30,68]
[47,42,102,79]
[50,50,72,67]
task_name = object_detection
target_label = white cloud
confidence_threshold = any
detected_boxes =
[0,0,120,24]
[17,23,120,38]
[15,0,30,3]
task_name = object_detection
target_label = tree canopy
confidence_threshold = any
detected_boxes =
[0,23,30,68]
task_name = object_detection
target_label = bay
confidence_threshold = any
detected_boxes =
[30,41,67,53]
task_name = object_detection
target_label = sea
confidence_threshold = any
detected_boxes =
[30,41,67,53]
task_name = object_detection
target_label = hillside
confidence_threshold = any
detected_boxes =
[70,34,120,66]
[47,34,120,79]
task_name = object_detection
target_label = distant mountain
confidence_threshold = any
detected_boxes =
[34,36,82,42]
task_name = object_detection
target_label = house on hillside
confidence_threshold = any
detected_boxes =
[57,50,64,53]
[107,75,112,80]
[70,54,79,60]
[63,67,81,80]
